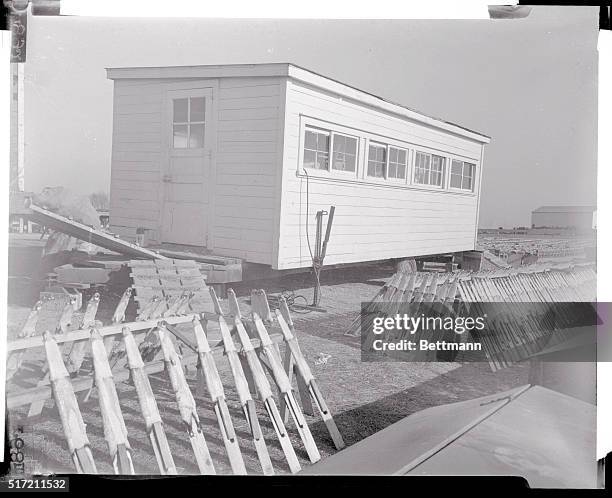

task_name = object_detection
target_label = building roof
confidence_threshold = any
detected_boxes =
[533,205,596,214]
[106,62,490,144]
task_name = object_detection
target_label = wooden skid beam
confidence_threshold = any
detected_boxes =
[252,314,320,463]
[123,327,177,475]
[158,324,216,475]
[217,317,275,475]
[233,318,302,473]
[277,302,345,450]
[44,332,97,474]
[91,329,135,474]
[191,318,246,475]
[66,293,100,374]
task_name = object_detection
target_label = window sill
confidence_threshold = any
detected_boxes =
[295,170,477,196]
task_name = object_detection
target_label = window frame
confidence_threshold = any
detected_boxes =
[413,150,447,189]
[386,145,409,182]
[330,132,359,174]
[366,141,388,179]
[303,126,331,172]
[300,122,360,179]
[449,159,477,192]
[171,96,207,150]
[297,116,478,195]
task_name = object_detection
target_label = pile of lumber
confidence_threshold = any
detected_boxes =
[6,288,344,475]
[346,262,596,370]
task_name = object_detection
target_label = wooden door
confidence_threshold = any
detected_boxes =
[162,88,213,246]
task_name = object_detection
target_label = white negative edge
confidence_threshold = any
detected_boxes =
[597,30,611,462]
[0,30,11,463]
[59,0,494,19]
[4,0,608,467]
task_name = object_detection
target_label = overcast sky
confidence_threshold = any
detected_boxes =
[23,6,598,228]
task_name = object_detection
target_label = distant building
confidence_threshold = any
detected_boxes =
[531,205,596,230]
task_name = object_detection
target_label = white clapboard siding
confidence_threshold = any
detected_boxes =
[275,78,486,269]
[209,77,283,264]
[109,79,164,242]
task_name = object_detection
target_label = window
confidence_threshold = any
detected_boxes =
[431,155,445,187]
[450,160,476,191]
[388,147,408,180]
[173,97,206,149]
[303,127,330,170]
[368,143,387,178]
[303,127,358,173]
[414,151,445,187]
[332,134,358,172]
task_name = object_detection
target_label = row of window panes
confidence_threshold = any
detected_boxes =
[303,126,475,191]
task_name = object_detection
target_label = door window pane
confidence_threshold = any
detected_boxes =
[173,98,188,123]
[173,124,188,148]
[190,97,206,122]
[189,124,205,148]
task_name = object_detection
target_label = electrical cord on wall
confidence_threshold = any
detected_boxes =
[303,168,323,306]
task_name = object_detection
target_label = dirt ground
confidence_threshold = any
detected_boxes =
[5,240,530,475]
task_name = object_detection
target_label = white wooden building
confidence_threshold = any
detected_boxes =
[106,63,490,270]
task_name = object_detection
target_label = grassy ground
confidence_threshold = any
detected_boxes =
[6,253,529,475]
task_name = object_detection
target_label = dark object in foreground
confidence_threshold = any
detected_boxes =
[303,384,596,488]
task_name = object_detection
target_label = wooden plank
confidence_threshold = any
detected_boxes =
[156,248,241,265]
[252,315,320,463]
[216,317,275,475]
[26,202,167,260]
[66,293,100,374]
[123,327,177,475]
[91,329,135,474]
[158,324,216,475]
[191,318,246,475]
[277,302,345,450]
[233,318,301,473]
[6,300,43,380]
[44,332,98,473]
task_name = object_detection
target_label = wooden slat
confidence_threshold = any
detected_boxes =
[44,332,97,474]
[91,329,135,474]
[233,318,301,473]
[252,315,320,463]
[158,324,216,475]
[191,318,247,475]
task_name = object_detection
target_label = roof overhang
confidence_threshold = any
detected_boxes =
[106,63,490,144]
